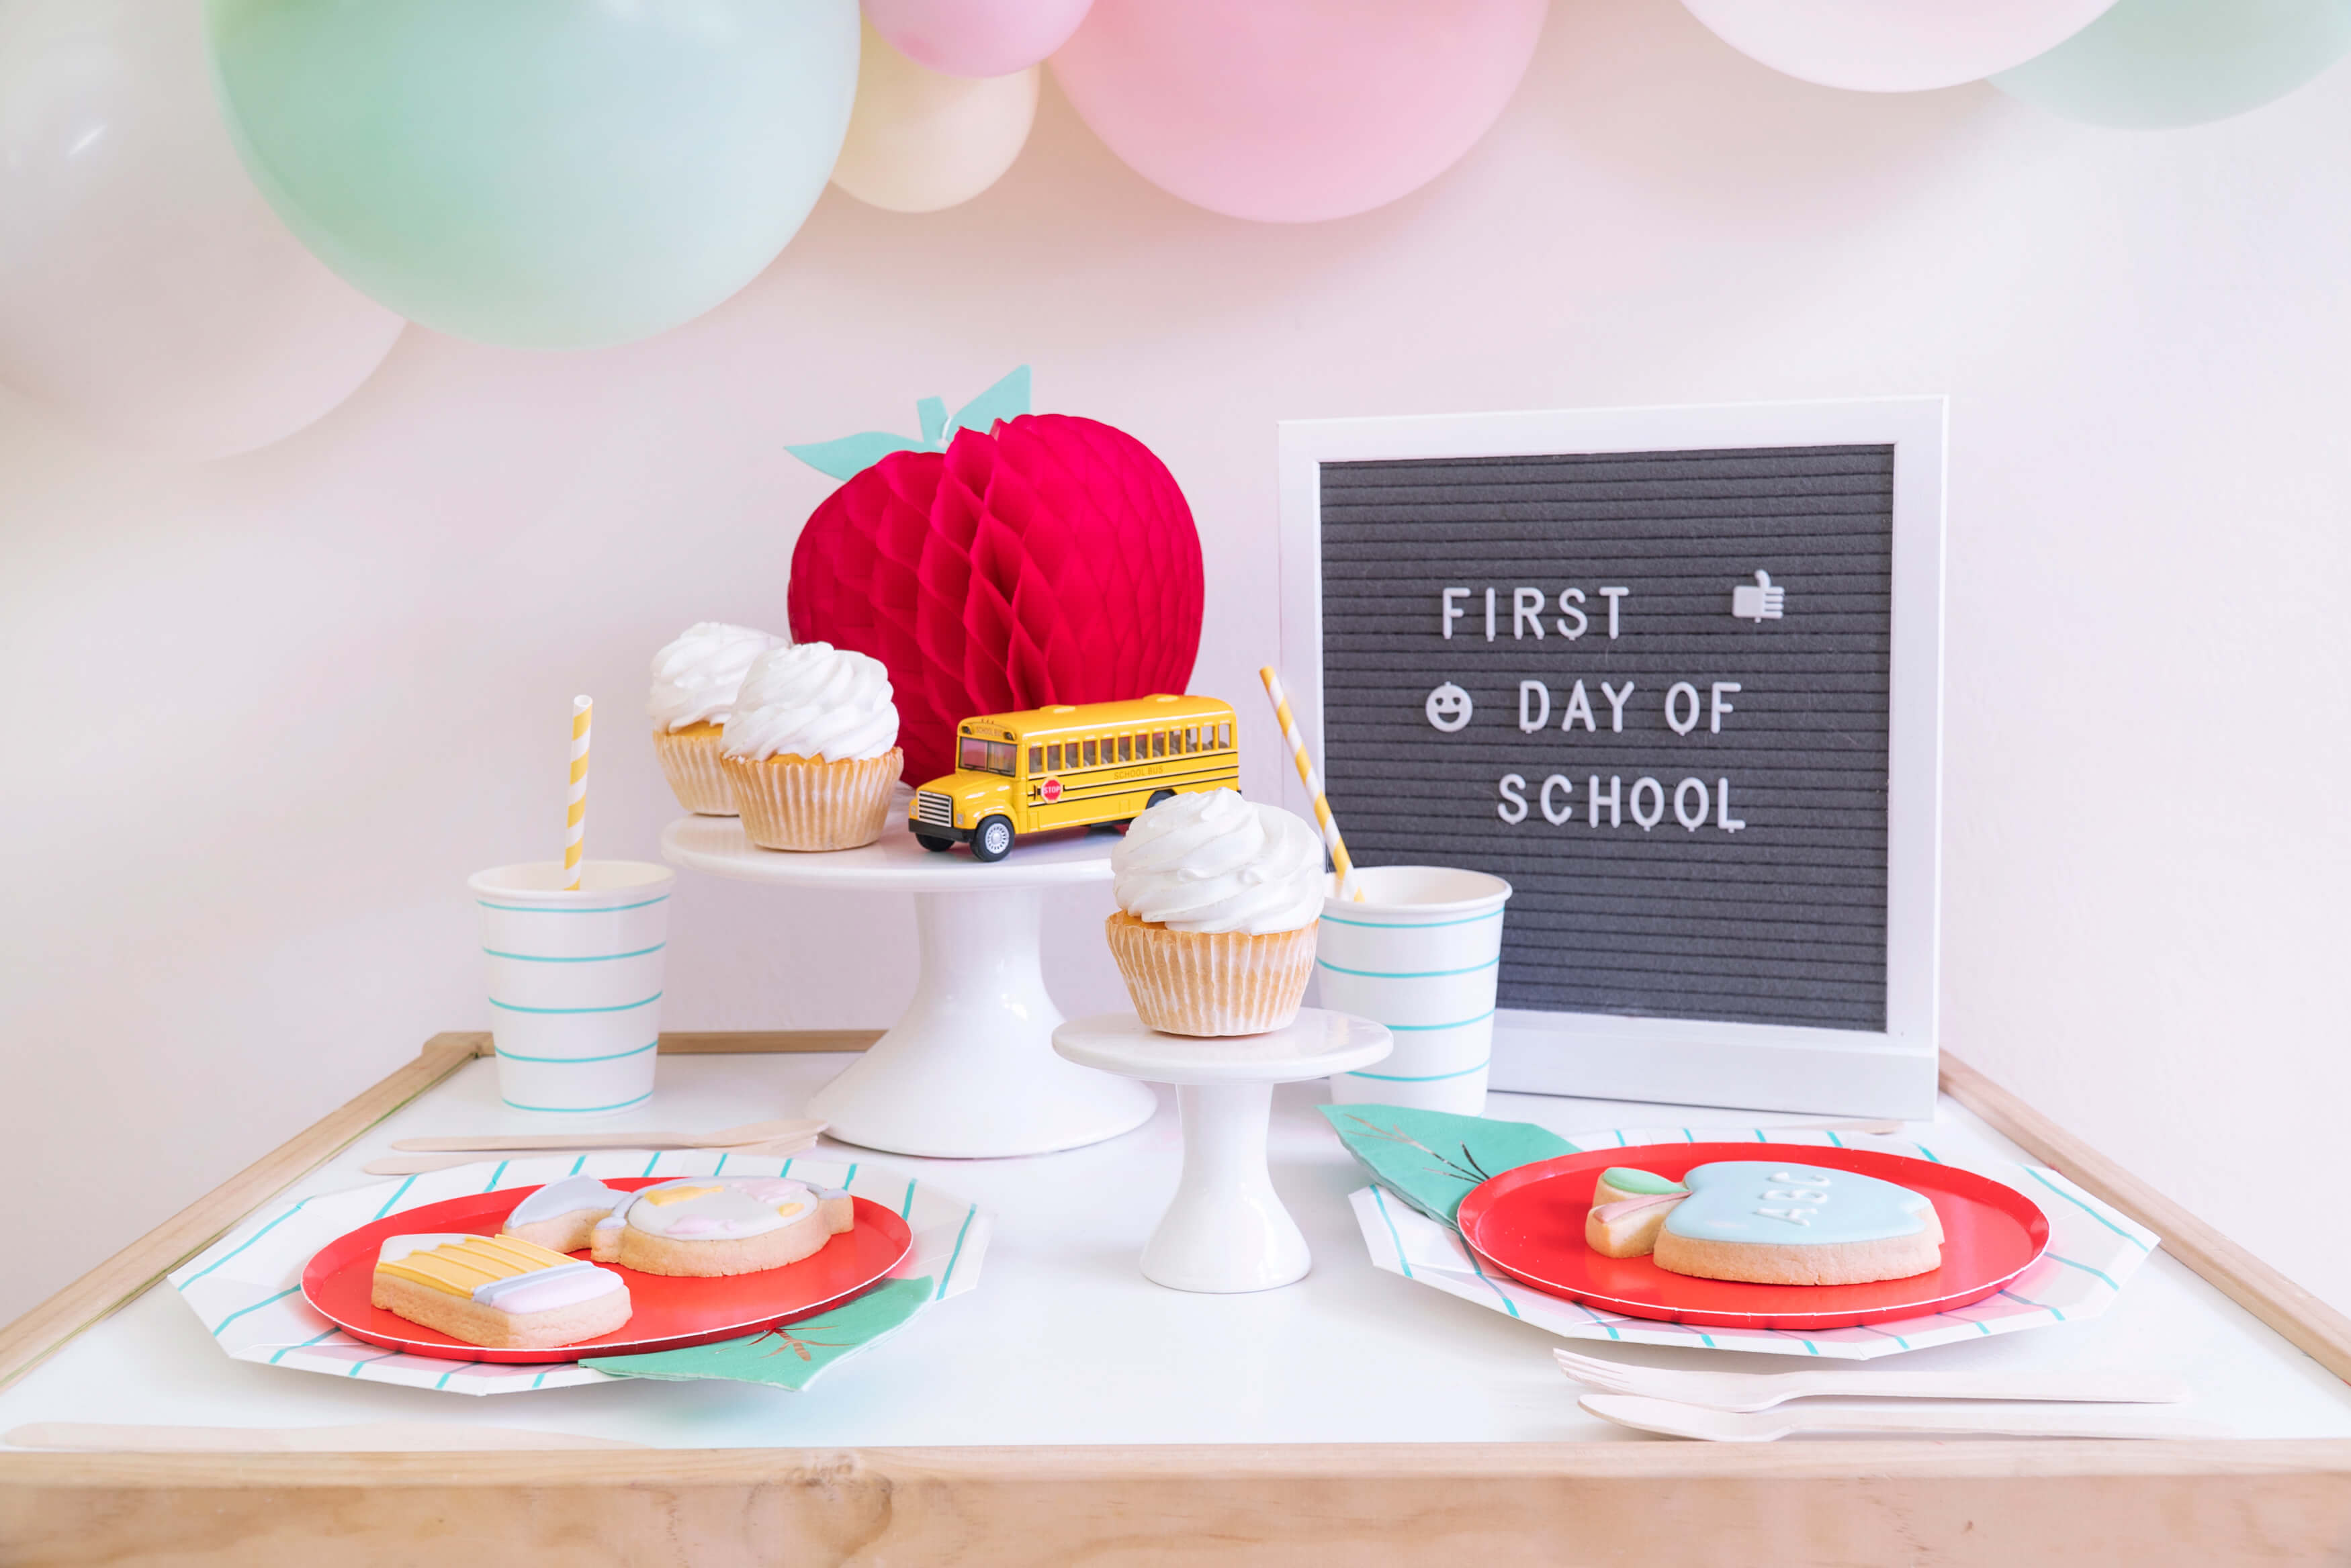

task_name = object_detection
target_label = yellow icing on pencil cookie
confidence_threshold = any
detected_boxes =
[375,1234,578,1297]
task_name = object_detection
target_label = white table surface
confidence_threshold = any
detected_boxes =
[7,1053,2350,1448]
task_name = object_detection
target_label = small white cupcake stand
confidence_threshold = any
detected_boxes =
[1052,1008,1392,1293]
[662,813,1156,1158]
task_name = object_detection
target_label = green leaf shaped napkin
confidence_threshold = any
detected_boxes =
[580,1277,931,1391]
[1318,1105,1580,1228]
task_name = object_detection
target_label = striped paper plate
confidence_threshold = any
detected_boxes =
[1350,1125,2156,1358]
[171,1151,989,1395]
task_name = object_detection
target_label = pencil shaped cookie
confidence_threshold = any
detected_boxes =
[370,1233,631,1348]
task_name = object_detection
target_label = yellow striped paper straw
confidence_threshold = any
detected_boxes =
[1258,666,1365,903]
[564,694,591,891]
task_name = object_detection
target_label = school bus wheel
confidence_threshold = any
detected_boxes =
[1147,788,1176,810]
[914,833,955,854]
[970,815,1015,863]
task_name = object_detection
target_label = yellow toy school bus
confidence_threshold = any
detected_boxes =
[911,694,1241,862]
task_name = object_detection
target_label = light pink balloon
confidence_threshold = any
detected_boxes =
[1051,0,1548,224]
[864,0,1094,79]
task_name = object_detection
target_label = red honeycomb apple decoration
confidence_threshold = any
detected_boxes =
[785,367,1205,784]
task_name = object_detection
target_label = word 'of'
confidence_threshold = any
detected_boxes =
[1497,774,1746,833]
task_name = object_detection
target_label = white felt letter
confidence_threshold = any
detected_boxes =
[1484,587,1497,642]
[1513,587,1546,640]
[1599,586,1630,639]
[1441,588,1468,641]
[1710,682,1741,733]
[1600,681,1634,733]
[1665,682,1700,736]
[1556,588,1588,641]
[1716,778,1746,833]
[1560,680,1596,733]
[1589,774,1620,828]
[1518,681,1551,733]
[1630,776,1665,831]
[1673,777,1709,831]
[1540,774,1574,826]
[1497,773,1527,825]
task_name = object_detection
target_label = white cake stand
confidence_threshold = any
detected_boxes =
[1052,1009,1392,1293]
[661,813,1157,1159]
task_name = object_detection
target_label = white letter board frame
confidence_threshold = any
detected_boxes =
[1276,397,1945,1119]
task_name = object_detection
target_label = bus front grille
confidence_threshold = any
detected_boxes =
[915,791,955,828]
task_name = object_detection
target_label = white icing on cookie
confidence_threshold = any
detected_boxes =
[622,1176,822,1242]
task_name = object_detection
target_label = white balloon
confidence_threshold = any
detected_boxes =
[829,21,1038,215]
[1679,0,2123,92]
[0,0,404,460]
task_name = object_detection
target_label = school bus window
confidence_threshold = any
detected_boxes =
[1151,731,1165,758]
[959,735,988,772]
[1118,734,1133,763]
[987,741,1016,773]
[1218,721,1231,749]
[1186,726,1200,752]
[1083,739,1098,767]
[1028,746,1043,774]
[1046,744,1061,770]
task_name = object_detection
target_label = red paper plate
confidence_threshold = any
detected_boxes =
[301,1179,913,1363]
[1456,1144,2049,1330]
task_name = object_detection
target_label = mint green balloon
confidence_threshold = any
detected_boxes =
[1993,0,2351,129]
[206,0,859,349]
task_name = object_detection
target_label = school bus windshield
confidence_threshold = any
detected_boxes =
[957,735,1018,776]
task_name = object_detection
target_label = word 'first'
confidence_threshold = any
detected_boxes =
[1497,774,1746,834]
[1443,587,1630,641]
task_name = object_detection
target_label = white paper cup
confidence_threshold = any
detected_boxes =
[468,860,674,1115]
[1317,866,1512,1115]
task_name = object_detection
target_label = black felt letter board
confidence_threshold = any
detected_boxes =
[1317,444,1894,1031]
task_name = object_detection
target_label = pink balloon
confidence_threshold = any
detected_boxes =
[1051,0,1548,224]
[864,0,1094,79]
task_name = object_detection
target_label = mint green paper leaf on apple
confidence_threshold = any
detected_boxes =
[784,431,933,481]
[1319,1105,1578,1230]
[946,364,1030,440]
[580,1277,931,1390]
[916,396,948,447]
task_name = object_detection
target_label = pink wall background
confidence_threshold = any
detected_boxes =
[4,1,2347,1325]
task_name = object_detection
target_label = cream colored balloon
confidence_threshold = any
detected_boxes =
[830,21,1038,214]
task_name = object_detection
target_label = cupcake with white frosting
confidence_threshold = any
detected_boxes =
[648,622,786,815]
[719,641,902,851]
[1106,788,1323,1036]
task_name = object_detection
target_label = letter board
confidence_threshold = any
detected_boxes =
[1277,400,1945,1117]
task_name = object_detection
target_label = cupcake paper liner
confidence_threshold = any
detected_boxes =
[722,749,901,851]
[1104,911,1316,1037]
[653,723,737,815]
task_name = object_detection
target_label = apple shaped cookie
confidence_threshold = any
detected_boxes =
[1586,1162,1944,1286]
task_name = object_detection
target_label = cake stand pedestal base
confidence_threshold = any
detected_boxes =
[1053,1009,1392,1293]
[809,889,1158,1158]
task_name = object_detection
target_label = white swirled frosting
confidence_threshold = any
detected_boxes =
[648,622,786,731]
[721,642,898,763]
[1112,789,1325,935]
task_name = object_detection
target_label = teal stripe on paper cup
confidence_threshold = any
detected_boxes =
[470,861,674,1113]
[1318,866,1510,1115]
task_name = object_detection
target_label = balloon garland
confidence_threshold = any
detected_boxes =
[832,22,1039,214]
[205,0,860,350]
[1992,0,2351,130]
[0,0,402,459]
[1051,0,1551,224]
[3,0,2348,464]
[1675,0,2123,93]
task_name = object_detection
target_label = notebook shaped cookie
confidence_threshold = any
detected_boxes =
[370,1232,631,1348]
[1586,1162,1943,1286]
